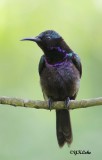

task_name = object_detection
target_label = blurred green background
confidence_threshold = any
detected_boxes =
[0,0,102,160]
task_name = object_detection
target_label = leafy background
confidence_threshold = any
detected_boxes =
[0,0,102,160]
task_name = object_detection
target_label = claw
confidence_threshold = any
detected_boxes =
[48,98,53,111]
[65,97,70,109]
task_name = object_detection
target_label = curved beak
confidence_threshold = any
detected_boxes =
[21,36,41,43]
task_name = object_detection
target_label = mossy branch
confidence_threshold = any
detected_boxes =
[0,96,102,110]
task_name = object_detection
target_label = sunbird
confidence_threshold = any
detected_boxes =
[21,30,82,147]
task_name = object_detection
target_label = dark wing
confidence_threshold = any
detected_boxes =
[38,55,45,75]
[72,53,82,78]
[38,55,47,100]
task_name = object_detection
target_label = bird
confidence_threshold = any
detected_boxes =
[21,30,82,147]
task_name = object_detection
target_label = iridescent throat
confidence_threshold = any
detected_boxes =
[45,46,73,67]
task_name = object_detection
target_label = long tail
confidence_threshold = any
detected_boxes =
[56,109,73,147]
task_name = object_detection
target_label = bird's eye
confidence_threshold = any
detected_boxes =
[47,36,51,40]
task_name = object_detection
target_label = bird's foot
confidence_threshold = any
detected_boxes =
[65,97,70,109]
[48,98,53,111]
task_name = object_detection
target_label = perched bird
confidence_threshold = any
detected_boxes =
[21,30,82,147]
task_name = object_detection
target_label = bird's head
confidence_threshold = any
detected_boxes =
[21,30,73,58]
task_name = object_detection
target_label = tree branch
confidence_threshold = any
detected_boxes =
[0,96,102,110]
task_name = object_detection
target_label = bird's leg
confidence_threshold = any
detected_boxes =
[48,97,53,111]
[65,97,70,109]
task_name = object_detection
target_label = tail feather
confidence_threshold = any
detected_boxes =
[56,109,72,147]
